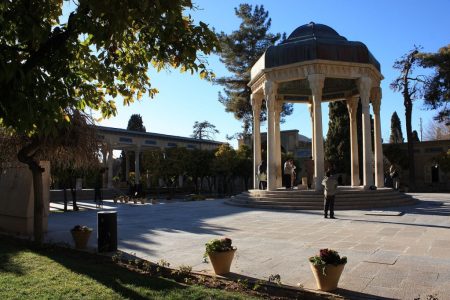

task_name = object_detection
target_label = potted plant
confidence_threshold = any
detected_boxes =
[309,248,347,291]
[70,225,93,249]
[204,237,236,275]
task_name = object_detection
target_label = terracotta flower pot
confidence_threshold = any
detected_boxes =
[71,230,92,249]
[310,263,345,291]
[208,249,236,275]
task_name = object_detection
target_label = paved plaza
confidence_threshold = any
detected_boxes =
[47,193,450,299]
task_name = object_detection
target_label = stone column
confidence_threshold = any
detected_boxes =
[372,87,384,188]
[308,102,315,160]
[346,96,360,186]
[125,151,130,182]
[275,101,283,188]
[101,148,108,187]
[358,77,374,188]
[264,81,278,191]
[107,147,113,188]
[308,74,325,191]
[251,94,262,189]
[134,147,141,185]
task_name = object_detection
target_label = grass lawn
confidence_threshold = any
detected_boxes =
[0,236,256,300]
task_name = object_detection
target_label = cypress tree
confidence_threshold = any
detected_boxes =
[389,111,404,143]
[325,101,350,176]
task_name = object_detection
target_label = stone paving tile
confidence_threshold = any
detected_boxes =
[337,275,373,293]
[364,249,400,265]
[432,239,450,248]
[346,261,383,279]
[368,267,407,289]
[351,243,381,252]
[428,246,450,259]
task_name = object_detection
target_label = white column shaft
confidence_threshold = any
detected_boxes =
[373,88,384,187]
[135,148,140,185]
[275,103,282,188]
[359,77,374,188]
[252,94,262,189]
[265,81,277,191]
[347,97,360,186]
[308,74,325,191]
[107,147,113,188]
[125,152,130,181]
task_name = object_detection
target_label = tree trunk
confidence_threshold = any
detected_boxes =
[405,100,416,190]
[63,186,68,212]
[17,140,45,244]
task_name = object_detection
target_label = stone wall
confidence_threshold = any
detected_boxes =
[0,161,50,235]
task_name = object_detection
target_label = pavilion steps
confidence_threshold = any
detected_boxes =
[225,187,418,210]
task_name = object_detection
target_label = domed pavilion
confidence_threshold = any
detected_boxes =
[249,22,384,191]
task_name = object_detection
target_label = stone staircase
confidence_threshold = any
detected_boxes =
[225,187,418,210]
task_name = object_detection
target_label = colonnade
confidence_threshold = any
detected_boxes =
[252,75,384,191]
[102,146,141,188]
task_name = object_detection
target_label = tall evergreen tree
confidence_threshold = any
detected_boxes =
[121,114,147,179]
[325,101,350,176]
[412,130,420,142]
[389,111,404,143]
[127,114,146,132]
[216,4,293,135]
[191,121,219,140]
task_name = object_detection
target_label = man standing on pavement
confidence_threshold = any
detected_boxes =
[322,170,338,219]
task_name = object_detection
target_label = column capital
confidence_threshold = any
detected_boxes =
[357,76,372,105]
[251,93,263,107]
[251,94,262,116]
[264,81,277,110]
[307,74,325,96]
[346,97,359,118]
[371,87,382,115]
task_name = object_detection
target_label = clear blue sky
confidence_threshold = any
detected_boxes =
[95,0,450,148]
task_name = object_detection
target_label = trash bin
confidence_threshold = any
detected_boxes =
[97,211,117,252]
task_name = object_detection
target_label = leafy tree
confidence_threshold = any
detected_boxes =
[419,45,450,125]
[191,121,219,140]
[435,149,450,175]
[234,144,252,190]
[216,4,292,135]
[391,46,424,190]
[184,149,215,193]
[212,144,237,195]
[383,144,409,170]
[0,0,218,243]
[325,101,350,175]
[389,111,404,143]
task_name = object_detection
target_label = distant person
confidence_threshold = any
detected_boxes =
[385,170,393,188]
[258,160,267,190]
[290,159,297,188]
[284,159,294,189]
[389,165,399,190]
[322,170,338,219]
